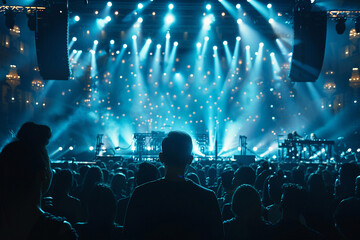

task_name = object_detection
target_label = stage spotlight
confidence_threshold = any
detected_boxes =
[336,17,346,35]
[116,50,120,54]
[168,3,174,10]
[253,146,258,152]
[259,42,264,47]
[107,1,112,7]
[89,146,94,151]
[174,41,178,46]
[223,40,228,45]
[157,44,161,49]
[204,36,209,41]
[270,52,274,56]
[355,16,360,33]
[166,32,171,39]
[110,39,115,44]
[268,18,274,24]
[146,38,152,44]
[105,16,111,22]
[237,18,242,24]
[267,3,272,9]
[206,4,211,10]
[236,4,241,9]
[58,147,63,151]
[5,10,15,29]
[213,46,217,51]
[137,17,143,23]
[90,49,95,54]
[94,40,99,45]
[165,14,175,24]
[69,146,74,151]
[245,45,250,50]
[203,14,215,26]
[132,35,137,40]
[138,3,143,9]
[74,15,80,22]
[236,36,241,41]
[72,49,77,53]
[196,42,202,48]
[237,147,242,151]
[72,37,77,41]
[123,43,128,48]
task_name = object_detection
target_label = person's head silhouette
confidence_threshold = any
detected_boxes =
[231,184,262,222]
[159,131,193,180]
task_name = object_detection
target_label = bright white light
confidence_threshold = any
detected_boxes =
[236,4,241,9]
[105,16,111,22]
[146,38,152,44]
[147,146,151,151]
[270,52,275,57]
[89,146,94,151]
[238,147,242,151]
[203,15,214,26]
[236,36,241,41]
[138,3,143,9]
[268,18,274,24]
[311,0,315,3]
[72,49,77,53]
[94,40,99,45]
[269,147,273,151]
[174,41,178,46]
[110,39,115,45]
[166,32,171,39]
[272,155,277,159]
[157,44,161,49]
[357,148,360,152]
[74,16,80,22]
[123,43,128,48]
[196,42,202,48]
[347,148,352,152]
[213,46,217,51]
[204,36,209,41]
[245,45,250,50]
[72,37,77,42]
[116,50,120,54]
[165,14,175,24]
[223,41,228,46]
[58,147,63,151]
[206,4,211,10]
[132,35,137,40]
[90,49,95,54]
[69,146,74,151]
[267,3,272,9]
[209,146,214,151]
[168,3,174,10]
[237,18,242,24]
[131,145,136,151]
[259,42,264,47]
[253,146,258,152]
[137,17,143,23]
[107,1,112,7]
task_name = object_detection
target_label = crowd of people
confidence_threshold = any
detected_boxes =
[1,122,360,240]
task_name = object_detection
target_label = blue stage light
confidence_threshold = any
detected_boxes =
[105,16,111,22]
[123,44,128,48]
[165,14,175,24]
[223,41,228,45]
[213,46,218,51]
[236,4,241,9]
[74,16,80,22]
[138,3,143,9]
[206,4,211,10]
[146,38,152,44]
[72,49,77,54]
[236,36,241,41]
[267,3,272,9]
[157,44,161,49]
[204,36,209,41]
[72,37,77,42]
[107,2,112,7]
[110,39,115,45]
[166,32,171,39]
[268,18,274,24]
[137,17,143,23]
[259,42,264,47]
[196,42,202,48]
[94,40,99,45]
[237,18,242,24]
[132,35,137,40]
[168,3,174,10]
[174,41,178,46]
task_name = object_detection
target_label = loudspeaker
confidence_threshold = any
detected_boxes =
[233,155,256,165]
[289,5,327,82]
[35,1,70,80]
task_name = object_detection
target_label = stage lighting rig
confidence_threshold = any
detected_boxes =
[336,17,346,34]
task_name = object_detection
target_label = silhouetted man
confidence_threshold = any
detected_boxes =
[124,131,224,240]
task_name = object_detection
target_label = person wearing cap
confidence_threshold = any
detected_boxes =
[124,131,224,240]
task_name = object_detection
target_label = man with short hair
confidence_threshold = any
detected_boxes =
[124,131,224,240]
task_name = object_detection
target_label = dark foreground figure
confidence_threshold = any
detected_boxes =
[0,122,77,240]
[124,131,224,240]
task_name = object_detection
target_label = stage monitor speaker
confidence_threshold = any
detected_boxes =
[35,1,70,80]
[233,155,256,165]
[289,4,327,82]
